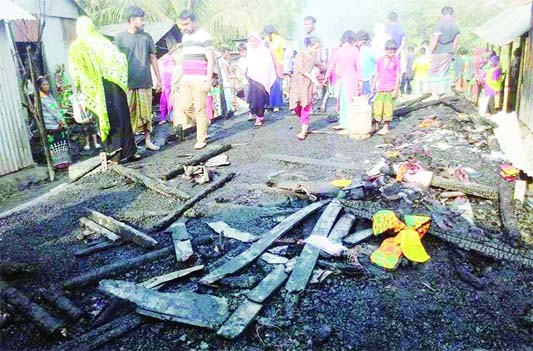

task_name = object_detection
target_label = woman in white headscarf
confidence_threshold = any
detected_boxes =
[245,32,277,126]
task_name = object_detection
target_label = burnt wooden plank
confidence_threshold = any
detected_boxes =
[199,201,328,285]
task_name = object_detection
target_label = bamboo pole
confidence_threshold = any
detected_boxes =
[503,42,513,112]
[26,45,55,181]
[516,35,527,115]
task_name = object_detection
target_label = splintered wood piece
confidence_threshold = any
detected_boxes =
[139,265,204,290]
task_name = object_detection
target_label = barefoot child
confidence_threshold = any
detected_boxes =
[371,39,401,135]
[289,36,322,140]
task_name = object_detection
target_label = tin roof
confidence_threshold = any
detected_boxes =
[475,3,532,46]
[0,0,35,22]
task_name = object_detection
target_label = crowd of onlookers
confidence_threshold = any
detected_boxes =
[35,4,516,170]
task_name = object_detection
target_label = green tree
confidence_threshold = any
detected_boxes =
[76,0,306,46]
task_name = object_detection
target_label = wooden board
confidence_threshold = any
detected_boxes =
[327,213,356,244]
[99,280,229,330]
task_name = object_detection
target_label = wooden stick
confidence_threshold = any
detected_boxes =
[63,247,173,289]
[0,281,64,336]
[151,172,235,232]
[162,144,232,180]
[27,45,54,182]
[285,200,343,293]
[112,164,191,201]
[88,210,157,248]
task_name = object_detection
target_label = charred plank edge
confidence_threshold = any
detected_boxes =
[216,299,263,340]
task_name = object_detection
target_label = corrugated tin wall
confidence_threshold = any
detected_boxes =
[0,22,34,176]
[518,5,533,132]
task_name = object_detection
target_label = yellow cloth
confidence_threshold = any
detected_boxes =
[68,16,128,142]
[413,56,430,82]
[370,210,431,270]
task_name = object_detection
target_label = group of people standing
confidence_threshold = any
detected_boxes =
[53,5,466,167]
[284,6,461,138]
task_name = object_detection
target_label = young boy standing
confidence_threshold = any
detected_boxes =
[371,39,401,136]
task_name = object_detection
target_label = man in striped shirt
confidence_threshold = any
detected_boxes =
[176,10,214,150]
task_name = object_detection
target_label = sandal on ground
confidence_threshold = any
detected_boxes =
[297,132,307,140]
[194,141,207,150]
[377,127,389,136]
[332,125,344,130]
[255,119,264,127]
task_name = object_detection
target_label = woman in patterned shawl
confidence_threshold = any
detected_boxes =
[69,16,138,163]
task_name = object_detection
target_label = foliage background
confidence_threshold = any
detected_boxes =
[76,0,518,49]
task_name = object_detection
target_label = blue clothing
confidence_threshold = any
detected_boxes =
[362,80,372,95]
[269,77,283,108]
[360,46,377,82]
[385,23,406,48]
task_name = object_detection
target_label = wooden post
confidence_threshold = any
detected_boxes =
[516,35,527,114]
[503,42,513,112]
[26,45,55,182]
